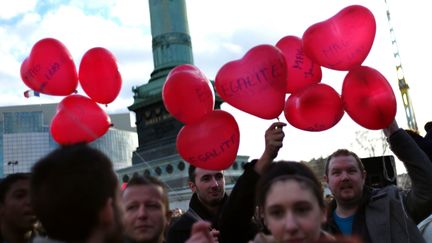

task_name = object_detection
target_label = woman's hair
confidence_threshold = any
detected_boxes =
[256,161,324,209]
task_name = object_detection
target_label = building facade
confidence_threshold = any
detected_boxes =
[0,103,137,177]
[116,154,249,209]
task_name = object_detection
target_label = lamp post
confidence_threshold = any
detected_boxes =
[7,161,18,174]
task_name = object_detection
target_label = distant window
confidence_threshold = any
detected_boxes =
[155,167,162,176]
[166,164,173,174]
[122,175,130,183]
[178,161,185,171]
[232,162,238,170]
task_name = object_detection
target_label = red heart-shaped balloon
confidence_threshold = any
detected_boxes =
[51,94,111,144]
[162,64,215,124]
[20,38,78,95]
[79,47,122,104]
[342,66,396,130]
[284,83,344,131]
[276,35,322,93]
[302,5,376,71]
[176,110,240,170]
[215,44,287,119]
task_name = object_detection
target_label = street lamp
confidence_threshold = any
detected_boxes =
[7,161,18,174]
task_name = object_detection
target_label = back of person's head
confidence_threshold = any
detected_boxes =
[425,121,432,134]
[324,149,364,176]
[0,173,30,204]
[124,175,170,212]
[30,143,118,242]
[256,161,324,209]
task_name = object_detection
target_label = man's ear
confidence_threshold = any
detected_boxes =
[165,209,173,227]
[99,198,114,227]
[362,170,367,184]
[188,181,196,193]
[324,175,328,184]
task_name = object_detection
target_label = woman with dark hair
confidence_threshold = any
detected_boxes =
[251,161,363,243]
[250,161,333,243]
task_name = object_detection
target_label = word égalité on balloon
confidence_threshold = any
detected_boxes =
[217,61,285,98]
[186,133,238,164]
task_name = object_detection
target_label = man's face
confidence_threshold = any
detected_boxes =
[325,155,366,205]
[122,185,169,243]
[0,179,36,231]
[189,168,225,207]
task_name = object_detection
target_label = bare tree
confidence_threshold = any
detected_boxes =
[351,130,389,157]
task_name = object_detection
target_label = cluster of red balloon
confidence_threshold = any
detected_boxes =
[20,38,122,144]
[162,64,240,170]
[214,4,396,132]
[300,4,396,130]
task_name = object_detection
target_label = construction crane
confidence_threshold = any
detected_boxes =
[384,0,418,132]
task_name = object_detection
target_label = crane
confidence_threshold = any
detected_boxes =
[384,0,418,132]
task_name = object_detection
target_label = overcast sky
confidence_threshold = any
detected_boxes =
[1,0,430,174]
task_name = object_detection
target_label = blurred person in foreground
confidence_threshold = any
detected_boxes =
[30,143,123,243]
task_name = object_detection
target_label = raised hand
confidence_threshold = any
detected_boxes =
[185,221,216,243]
[255,121,287,174]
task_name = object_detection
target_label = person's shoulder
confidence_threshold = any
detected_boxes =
[31,236,65,243]
[248,233,277,243]
[367,185,404,203]
[168,211,196,231]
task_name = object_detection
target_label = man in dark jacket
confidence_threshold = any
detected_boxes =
[324,120,432,243]
[166,122,286,243]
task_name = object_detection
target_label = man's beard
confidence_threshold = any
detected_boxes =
[207,198,223,207]
[204,192,224,207]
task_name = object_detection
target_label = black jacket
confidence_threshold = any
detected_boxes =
[166,193,228,243]
[166,161,261,243]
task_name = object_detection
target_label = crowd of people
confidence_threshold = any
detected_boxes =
[0,119,431,243]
